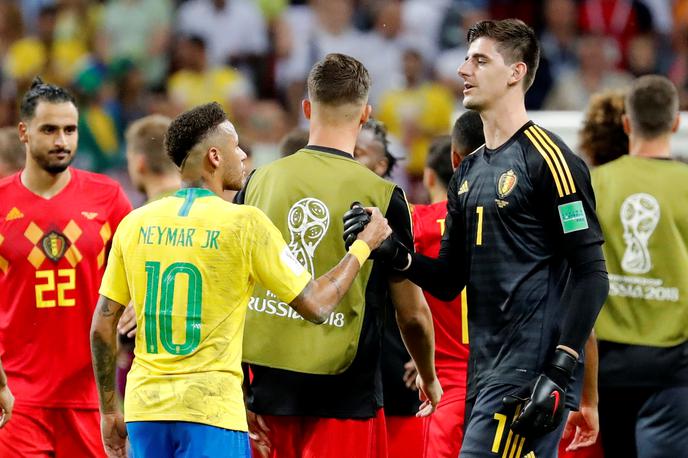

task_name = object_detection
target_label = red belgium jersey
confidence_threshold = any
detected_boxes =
[0,168,131,408]
[411,201,469,398]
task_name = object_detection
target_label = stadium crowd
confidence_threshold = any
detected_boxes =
[0,1,687,458]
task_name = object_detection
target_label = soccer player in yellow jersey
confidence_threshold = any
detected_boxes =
[90,102,391,458]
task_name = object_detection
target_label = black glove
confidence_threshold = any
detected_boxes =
[342,202,411,270]
[503,349,577,439]
[343,202,370,250]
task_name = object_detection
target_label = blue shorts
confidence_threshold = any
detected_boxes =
[127,421,250,458]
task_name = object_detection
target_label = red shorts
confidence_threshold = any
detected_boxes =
[0,405,105,457]
[386,415,424,458]
[253,409,387,458]
[423,395,466,458]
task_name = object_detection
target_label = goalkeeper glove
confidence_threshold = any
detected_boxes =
[342,202,411,270]
[503,348,577,439]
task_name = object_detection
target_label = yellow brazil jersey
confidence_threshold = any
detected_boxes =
[99,188,311,431]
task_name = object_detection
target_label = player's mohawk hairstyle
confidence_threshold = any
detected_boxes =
[165,102,227,168]
[19,76,76,120]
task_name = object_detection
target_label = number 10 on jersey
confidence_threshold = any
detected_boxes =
[144,261,203,355]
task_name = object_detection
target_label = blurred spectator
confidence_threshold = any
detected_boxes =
[279,127,309,157]
[4,4,88,88]
[54,0,101,49]
[578,0,652,67]
[100,0,173,86]
[377,47,453,180]
[112,59,150,128]
[627,33,660,76]
[177,0,268,67]
[167,35,254,118]
[579,90,628,166]
[357,0,405,105]
[489,0,539,25]
[400,0,445,60]
[668,24,688,109]
[237,100,290,167]
[276,0,368,122]
[0,126,25,177]
[539,0,580,79]
[0,2,24,58]
[72,64,124,172]
[544,34,633,110]
[638,0,672,35]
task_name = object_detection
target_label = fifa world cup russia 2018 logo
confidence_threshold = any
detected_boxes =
[287,198,330,276]
[620,193,660,274]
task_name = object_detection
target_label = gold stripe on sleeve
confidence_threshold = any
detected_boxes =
[533,125,577,193]
[527,126,571,195]
[524,129,564,198]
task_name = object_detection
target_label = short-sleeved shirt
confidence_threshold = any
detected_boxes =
[100,188,310,431]
[448,122,603,399]
[0,168,131,409]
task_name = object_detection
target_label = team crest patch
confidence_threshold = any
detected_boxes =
[558,201,589,234]
[497,169,518,198]
[41,231,68,261]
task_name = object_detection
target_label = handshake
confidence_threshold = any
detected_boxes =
[343,203,412,270]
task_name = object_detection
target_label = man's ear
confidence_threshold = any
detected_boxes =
[508,62,527,87]
[622,114,631,135]
[360,104,372,125]
[451,148,462,171]
[302,99,312,120]
[672,113,680,133]
[18,122,28,144]
[133,153,147,174]
[207,147,222,170]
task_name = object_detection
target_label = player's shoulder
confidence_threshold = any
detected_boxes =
[521,123,581,164]
[0,172,18,193]
[72,168,125,195]
[0,173,22,214]
[521,123,588,183]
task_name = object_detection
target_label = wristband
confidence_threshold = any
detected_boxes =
[348,239,371,267]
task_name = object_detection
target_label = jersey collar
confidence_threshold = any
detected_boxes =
[302,144,353,159]
[173,188,216,198]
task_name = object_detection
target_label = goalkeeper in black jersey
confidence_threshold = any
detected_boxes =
[345,19,608,457]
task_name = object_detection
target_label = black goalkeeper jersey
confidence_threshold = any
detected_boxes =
[447,121,603,399]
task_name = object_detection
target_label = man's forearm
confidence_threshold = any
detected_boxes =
[390,279,437,383]
[558,245,608,355]
[290,253,363,324]
[581,332,599,407]
[91,296,125,413]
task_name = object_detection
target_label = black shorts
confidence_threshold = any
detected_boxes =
[460,382,567,458]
